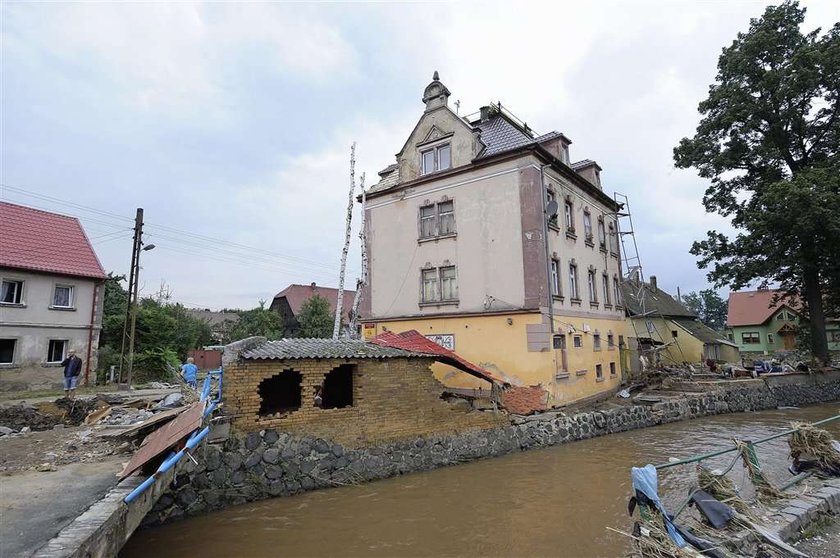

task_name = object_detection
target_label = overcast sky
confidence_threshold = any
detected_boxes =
[2,1,838,310]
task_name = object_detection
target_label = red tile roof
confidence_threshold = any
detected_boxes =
[272,283,355,321]
[727,289,798,327]
[0,202,106,280]
[372,330,503,385]
[372,330,550,414]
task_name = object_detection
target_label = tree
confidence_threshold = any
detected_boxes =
[230,301,284,341]
[681,289,728,331]
[674,1,840,364]
[99,273,128,349]
[297,294,335,338]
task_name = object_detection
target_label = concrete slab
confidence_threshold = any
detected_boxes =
[0,457,124,558]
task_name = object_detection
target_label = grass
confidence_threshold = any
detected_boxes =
[0,384,121,402]
[800,514,834,539]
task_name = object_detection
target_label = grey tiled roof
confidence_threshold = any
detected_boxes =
[239,338,432,360]
[621,280,697,318]
[571,159,596,169]
[474,116,534,157]
[367,165,400,194]
[671,318,737,346]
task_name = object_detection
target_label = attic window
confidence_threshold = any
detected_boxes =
[258,369,302,416]
[421,143,451,175]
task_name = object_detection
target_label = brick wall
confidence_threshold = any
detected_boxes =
[225,357,506,447]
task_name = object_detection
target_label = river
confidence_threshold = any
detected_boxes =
[122,402,840,557]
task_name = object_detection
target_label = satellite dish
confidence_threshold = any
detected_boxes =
[546,200,559,218]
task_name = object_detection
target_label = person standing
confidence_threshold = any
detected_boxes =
[180,357,199,388]
[61,349,82,399]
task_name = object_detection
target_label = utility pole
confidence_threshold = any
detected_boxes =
[118,208,154,388]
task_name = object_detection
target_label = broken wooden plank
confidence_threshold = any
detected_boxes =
[119,402,203,479]
[84,405,112,425]
[98,405,188,438]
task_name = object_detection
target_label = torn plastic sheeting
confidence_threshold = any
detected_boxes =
[631,464,686,547]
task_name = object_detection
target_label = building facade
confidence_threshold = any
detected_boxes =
[0,202,106,391]
[360,73,627,407]
[270,283,355,336]
[726,289,840,356]
[622,276,739,372]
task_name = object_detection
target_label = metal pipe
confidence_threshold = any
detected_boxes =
[124,427,210,504]
[654,413,840,470]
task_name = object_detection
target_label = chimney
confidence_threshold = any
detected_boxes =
[649,276,657,291]
[310,282,317,289]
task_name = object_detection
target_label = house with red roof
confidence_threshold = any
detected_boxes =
[0,202,106,390]
[724,288,840,357]
[269,283,355,336]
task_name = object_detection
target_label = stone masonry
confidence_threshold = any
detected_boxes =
[144,372,840,526]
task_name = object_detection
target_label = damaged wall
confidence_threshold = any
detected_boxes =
[224,357,506,447]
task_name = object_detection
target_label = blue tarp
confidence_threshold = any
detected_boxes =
[631,464,686,547]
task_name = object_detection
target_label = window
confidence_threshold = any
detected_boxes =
[602,273,610,305]
[610,362,616,376]
[742,332,761,344]
[776,310,795,321]
[569,263,579,299]
[767,333,775,344]
[830,331,840,343]
[1,280,23,304]
[553,335,566,350]
[420,205,436,238]
[419,200,456,239]
[608,222,619,254]
[547,191,558,227]
[0,339,15,364]
[422,268,439,303]
[258,369,302,415]
[52,285,74,308]
[573,335,583,348]
[47,340,67,363]
[421,143,451,175]
[618,335,625,348]
[594,333,601,351]
[440,266,458,301]
[322,364,354,409]
[438,201,455,235]
[607,334,615,348]
[597,218,606,248]
[583,211,593,240]
[671,330,678,338]
[588,270,598,303]
[550,259,561,296]
[564,200,574,231]
[596,364,603,380]
[613,277,621,306]
[421,266,457,303]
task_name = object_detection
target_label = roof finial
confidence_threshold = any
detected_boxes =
[433,70,440,81]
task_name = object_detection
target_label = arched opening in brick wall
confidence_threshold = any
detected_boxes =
[322,363,355,409]
[258,369,302,415]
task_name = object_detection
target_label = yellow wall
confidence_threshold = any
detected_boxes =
[367,311,626,407]
[627,317,741,365]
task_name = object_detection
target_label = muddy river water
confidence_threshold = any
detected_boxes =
[122,403,840,558]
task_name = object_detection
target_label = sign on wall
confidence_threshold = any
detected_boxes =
[363,323,376,340]
[426,334,455,351]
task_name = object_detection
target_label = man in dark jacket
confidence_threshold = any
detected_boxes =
[61,349,83,399]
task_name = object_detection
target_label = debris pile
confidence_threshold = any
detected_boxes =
[99,407,156,426]
[0,403,60,432]
[789,422,840,475]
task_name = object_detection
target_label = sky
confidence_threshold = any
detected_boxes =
[2,0,838,310]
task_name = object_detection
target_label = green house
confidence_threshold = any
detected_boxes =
[726,289,840,356]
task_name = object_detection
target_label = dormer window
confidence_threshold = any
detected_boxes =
[421,143,451,175]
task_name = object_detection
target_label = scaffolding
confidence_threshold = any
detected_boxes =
[613,192,688,373]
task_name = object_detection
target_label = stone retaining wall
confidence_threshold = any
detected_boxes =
[145,372,840,525]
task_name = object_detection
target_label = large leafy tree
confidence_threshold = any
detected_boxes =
[296,294,335,338]
[681,289,728,331]
[230,301,285,341]
[674,1,840,364]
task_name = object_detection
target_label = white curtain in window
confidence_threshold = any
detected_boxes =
[53,286,72,307]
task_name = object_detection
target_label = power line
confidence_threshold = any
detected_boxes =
[0,182,361,274]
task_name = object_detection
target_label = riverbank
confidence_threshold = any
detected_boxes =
[123,402,840,557]
[145,371,840,525]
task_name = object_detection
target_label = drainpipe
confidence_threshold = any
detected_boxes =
[540,163,554,334]
[84,281,100,386]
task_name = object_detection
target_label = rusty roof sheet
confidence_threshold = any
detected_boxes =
[119,402,204,479]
